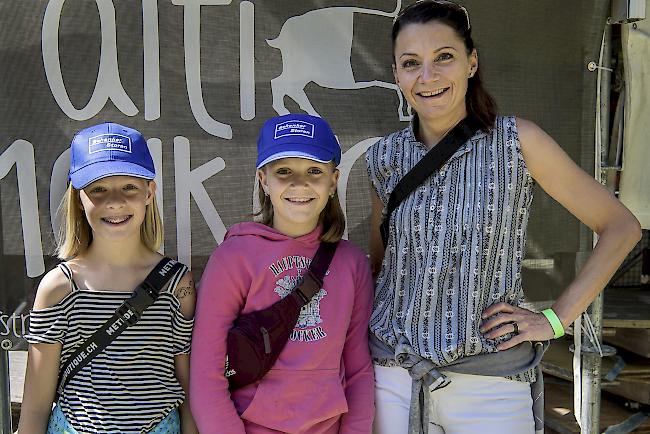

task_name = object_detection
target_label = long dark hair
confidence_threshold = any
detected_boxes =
[392,1,497,131]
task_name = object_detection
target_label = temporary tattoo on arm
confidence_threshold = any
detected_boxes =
[175,279,195,300]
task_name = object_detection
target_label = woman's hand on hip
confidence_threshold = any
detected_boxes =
[480,302,554,350]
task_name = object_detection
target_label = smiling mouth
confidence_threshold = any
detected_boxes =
[285,198,315,204]
[418,87,449,98]
[101,215,132,225]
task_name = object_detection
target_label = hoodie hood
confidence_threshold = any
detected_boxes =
[224,221,323,246]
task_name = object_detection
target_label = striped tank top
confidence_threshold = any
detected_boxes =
[366,116,535,381]
[25,262,194,433]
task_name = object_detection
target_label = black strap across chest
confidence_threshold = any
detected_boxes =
[287,241,337,304]
[379,117,480,246]
[56,257,184,397]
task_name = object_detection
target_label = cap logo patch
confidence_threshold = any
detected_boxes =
[274,120,314,139]
[88,134,132,154]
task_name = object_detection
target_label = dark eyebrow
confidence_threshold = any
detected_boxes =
[399,46,458,59]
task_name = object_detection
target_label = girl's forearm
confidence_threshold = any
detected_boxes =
[16,408,51,434]
[179,400,199,434]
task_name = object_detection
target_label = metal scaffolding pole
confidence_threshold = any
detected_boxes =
[577,3,648,432]
[0,347,11,434]
[576,17,612,434]
[579,294,606,433]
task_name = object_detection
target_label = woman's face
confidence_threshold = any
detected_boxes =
[393,21,477,125]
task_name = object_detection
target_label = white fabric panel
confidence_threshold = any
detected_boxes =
[620,3,650,229]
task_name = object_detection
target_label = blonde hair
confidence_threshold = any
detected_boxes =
[254,178,346,243]
[56,183,163,259]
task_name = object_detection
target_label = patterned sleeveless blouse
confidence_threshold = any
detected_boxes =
[366,116,535,382]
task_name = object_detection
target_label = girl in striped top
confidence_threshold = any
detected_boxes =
[17,123,198,434]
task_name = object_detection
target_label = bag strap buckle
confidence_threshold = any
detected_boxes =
[117,282,158,325]
[115,302,141,326]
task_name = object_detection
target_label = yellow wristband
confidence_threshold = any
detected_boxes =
[541,308,565,339]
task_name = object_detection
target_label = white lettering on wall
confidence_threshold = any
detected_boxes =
[42,0,138,119]
[174,136,226,266]
[171,0,233,139]
[49,148,69,242]
[240,1,255,120]
[1,141,44,277]
[338,138,379,239]
[143,0,161,121]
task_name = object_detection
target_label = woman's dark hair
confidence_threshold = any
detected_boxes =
[392,1,497,131]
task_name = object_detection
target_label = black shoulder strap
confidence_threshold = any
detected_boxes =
[380,117,479,246]
[293,242,338,303]
[56,257,184,397]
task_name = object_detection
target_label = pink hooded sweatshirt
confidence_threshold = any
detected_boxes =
[190,222,374,434]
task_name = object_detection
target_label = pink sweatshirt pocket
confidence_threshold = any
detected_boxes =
[240,368,348,433]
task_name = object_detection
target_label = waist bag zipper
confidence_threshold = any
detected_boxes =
[261,327,271,354]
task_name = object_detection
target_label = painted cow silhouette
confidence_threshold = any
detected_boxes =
[267,1,409,121]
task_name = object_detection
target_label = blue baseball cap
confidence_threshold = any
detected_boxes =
[256,114,341,169]
[68,122,155,189]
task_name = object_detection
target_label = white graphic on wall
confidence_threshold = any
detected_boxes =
[42,0,138,120]
[0,141,44,277]
[4,2,402,284]
[267,1,409,121]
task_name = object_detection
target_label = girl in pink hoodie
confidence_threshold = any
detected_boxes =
[190,114,375,434]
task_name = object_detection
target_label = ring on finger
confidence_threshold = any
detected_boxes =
[512,322,519,335]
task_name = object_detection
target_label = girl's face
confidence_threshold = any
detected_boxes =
[258,158,339,238]
[79,175,154,243]
[393,21,477,125]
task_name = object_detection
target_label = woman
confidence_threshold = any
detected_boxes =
[365,2,641,433]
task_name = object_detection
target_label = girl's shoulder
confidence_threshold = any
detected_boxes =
[333,240,371,268]
[33,265,75,310]
[334,238,362,254]
[170,266,196,320]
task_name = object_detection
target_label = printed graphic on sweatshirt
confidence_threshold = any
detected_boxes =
[269,255,328,342]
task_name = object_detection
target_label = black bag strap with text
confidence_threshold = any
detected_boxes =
[56,257,184,397]
[379,117,479,246]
